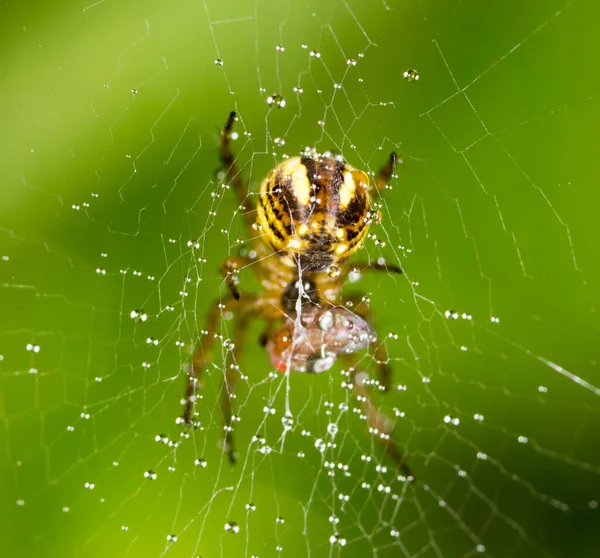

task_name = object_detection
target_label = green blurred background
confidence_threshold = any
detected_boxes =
[1,0,599,556]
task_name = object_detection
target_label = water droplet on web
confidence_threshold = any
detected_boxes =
[144,470,157,480]
[327,265,340,278]
[224,521,240,534]
[276,516,285,524]
[274,137,285,146]
[276,44,285,52]
[267,94,286,108]
[130,309,147,322]
[252,222,262,231]
[476,544,486,553]
[245,502,256,511]
[131,88,138,94]
[403,69,419,82]
[214,58,223,66]
[327,423,338,436]
[281,414,294,430]
[330,534,347,546]
[166,534,177,542]
[346,58,356,66]
[348,268,361,282]
[194,458,207,467]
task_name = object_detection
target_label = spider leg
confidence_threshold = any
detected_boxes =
[220,310,252,464]
[343,293,392,391]
[351,260,403,276]
[221,256,251,300]
[373,151,399,197]
[343,355,414,480]
[183,296,246,425]
[221,111,254,227]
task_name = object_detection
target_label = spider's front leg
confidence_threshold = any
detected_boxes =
[352,260,403,276]
[373,151,399,197]
[221,111,254,228]
[343,355,414,480]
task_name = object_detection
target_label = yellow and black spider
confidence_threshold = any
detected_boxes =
[183,111,412,478]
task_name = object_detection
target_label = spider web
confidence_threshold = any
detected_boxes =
[1,0,600,556]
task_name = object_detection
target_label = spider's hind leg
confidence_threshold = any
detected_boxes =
[220,111,254,228]
[342,353,414,480]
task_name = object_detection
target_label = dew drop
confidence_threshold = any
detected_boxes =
[327,265,340,278]
[144,470,157,480]
[224,521,240,534]
[267,94,286,108]
[130,309,148,322]
[214,58,223,66]
[330,534,347,546]
[403,69,419,82]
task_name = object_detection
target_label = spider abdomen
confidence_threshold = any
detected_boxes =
[256,155,371,271]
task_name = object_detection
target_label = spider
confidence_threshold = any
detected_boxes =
[182,111,412,479]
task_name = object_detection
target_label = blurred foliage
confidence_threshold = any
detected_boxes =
[1,0,599,557]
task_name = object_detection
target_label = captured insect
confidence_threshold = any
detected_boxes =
[183,112,412,478]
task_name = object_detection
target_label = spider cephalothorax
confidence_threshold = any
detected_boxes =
[182,112,412,478]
